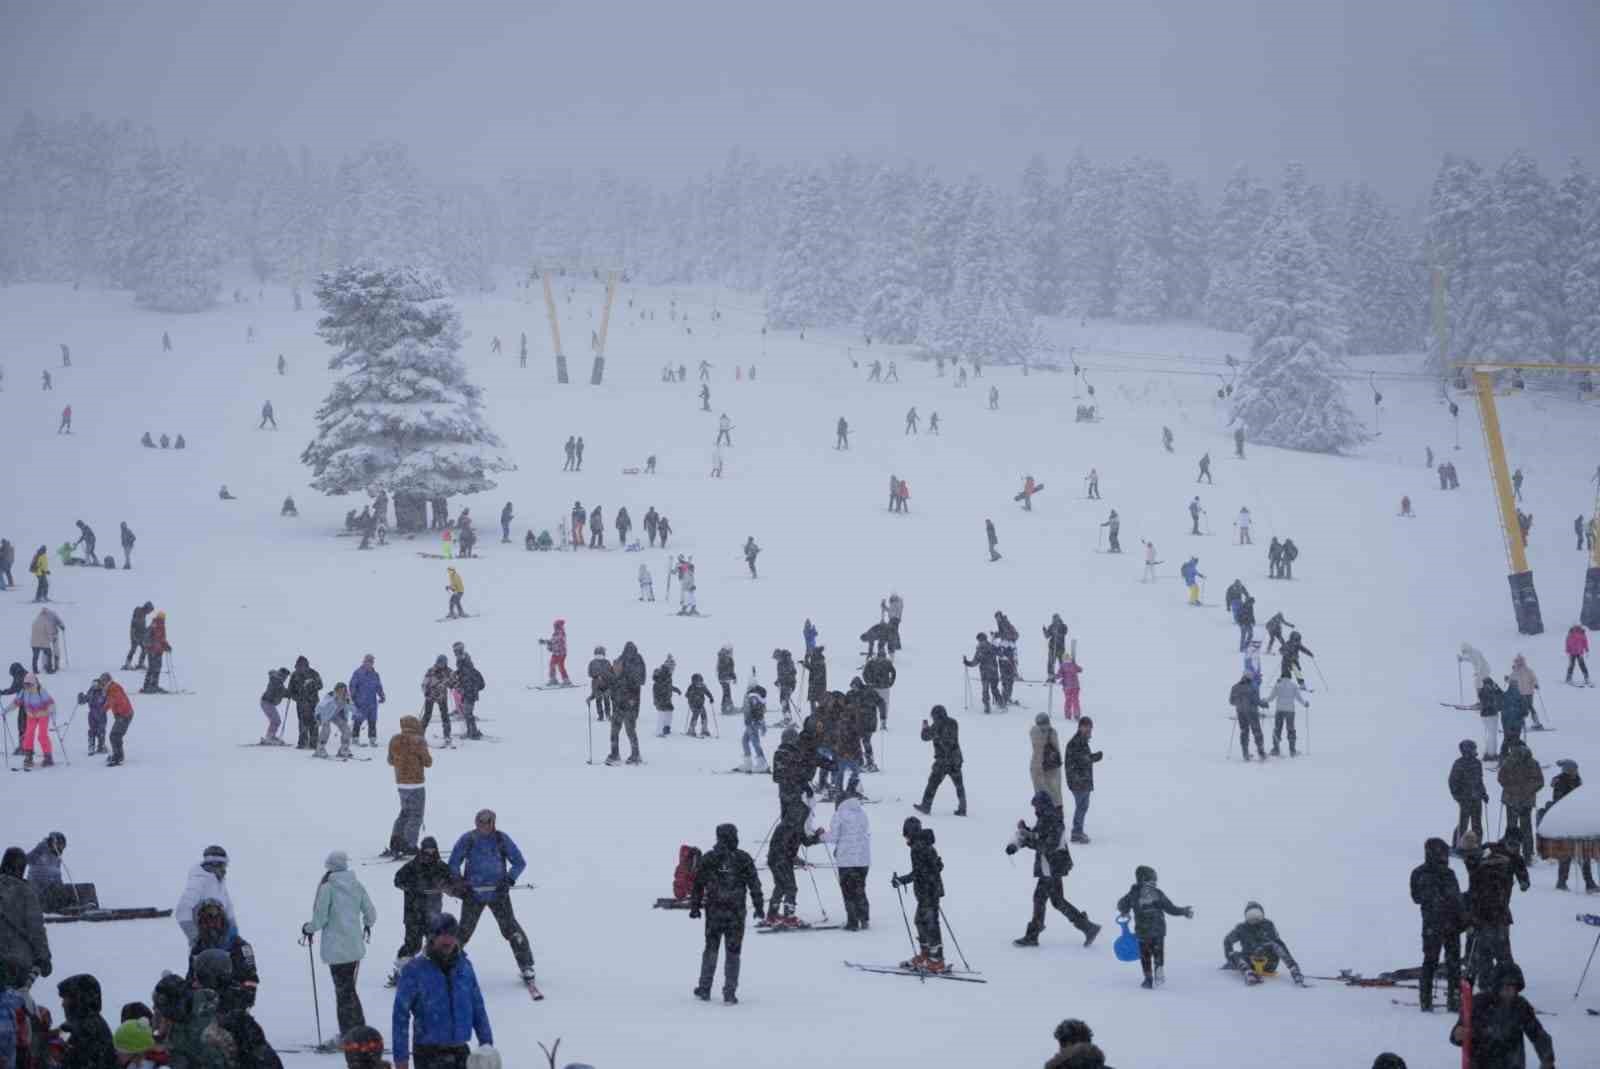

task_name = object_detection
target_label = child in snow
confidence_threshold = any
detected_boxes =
[1141,541,1158,583]
[684,673,713,737]
[638,563,654,601]
[538,620,570,685]
[1057,658,1083,719]
[441,525,454,559]
[1115,865,1194,989]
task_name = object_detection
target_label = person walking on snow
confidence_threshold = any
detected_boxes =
[743,537,760,579]
[258,401,276,430]
[1007,790,1101,949]
[538,620,570,685]
[739,681,769,772]
[688,823,763,1004]
[1063,717,1101,841]
[1409,836,1465,1013]
[1197,453,1212,484]
[1116,865,1195,990]
[387,716,431,856]
[1229,673,1270,761]
[1057,657,1084,719]
[446,810,536,982]
[1086,468,1100,499]
[1188,496,1204,535]
[1236,507,1252,545]
[835,417,850,450]
[301,851,376,1046]
[498,502,513,543]
[1567,624,1592,685]
[913,705,966,815]
[1029,713,1064,808]
[637,563,654,601]
[1100,509,1120,552]
[349,654,386,746]
[444,567,464,619]
[986,519,1001,562]
[716,413,732,446]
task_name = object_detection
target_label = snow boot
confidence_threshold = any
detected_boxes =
[605,753,620,766]
[753,757,769,773]
[1071,832,1090,845]
[1140,977,1153,989]
[1270,744,1280,757]
[314,746,329,758]
[40,754,53,768]
[626,753,642,765]
[723,992,738,1005]
[22,752,33,770]
[105,756,122,767]
[1082,922,1101,948]
[912,803,931,815]
[1154,966,1165,986]
[693,988,710,1001]
[1013,933,1039,947]
[739,756,752,773]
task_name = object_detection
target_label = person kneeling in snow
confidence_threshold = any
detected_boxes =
[1222,901,1304,985]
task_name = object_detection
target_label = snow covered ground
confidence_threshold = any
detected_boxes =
[4,276,1598,1067]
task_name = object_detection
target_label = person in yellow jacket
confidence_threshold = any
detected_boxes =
[29,544,50,602]
[445,567,465,619]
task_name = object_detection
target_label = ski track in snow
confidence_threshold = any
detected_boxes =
[4,276,1598,1068]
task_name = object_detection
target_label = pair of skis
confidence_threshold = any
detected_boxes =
[844,960,986,983]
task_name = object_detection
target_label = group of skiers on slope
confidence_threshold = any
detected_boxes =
[0,527,133,602]
[1456,641,1562,767]
[1222,592,1314,761]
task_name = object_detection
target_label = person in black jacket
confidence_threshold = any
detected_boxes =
[846,680,882,772]
[684,673,714,737]
[1263,611,1293,654]
[1229,674,1270,760]
[191,948,283,1069]
[914,705,966,816]
[389,838,454,986]
[891,817,947,972]
[1008,791,1100,949]
[1279,630,1312,685]
[186,897,260,1015]
[122,602,154,671]
[609,641,646,765]
[1449,962,1555,1068]
[1222,901,1304,984]
[652,656,681,737]
[803,647,827,711]
[1409,837,1465,1013]
[773,649,798,717]
[3,661,28,754]
[1043,614,1069,679]
[56,973,116,1069]
[689,823,764,1004]
[586,646,613,722]
[862,653,895,729]
[1460,830,1530,985]
[963,634,1001,714]
[1449,740,1489,846]
[1063,718,1102,843]
[1115,865,1193,988]
[451,644,486,740]
[287,655,323,750]
[1544,759,1595,892]
[716,645,737,712]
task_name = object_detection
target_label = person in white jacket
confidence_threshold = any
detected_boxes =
[1268,671,1309,756]
[1458,643,1492,689]
[1236,507,1253,546]
[817,787,871,930]
[175,845,235,944]
[302,850,377,1048]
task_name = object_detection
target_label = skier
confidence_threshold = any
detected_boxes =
[608,641,646,765]
[1409,837,1464,1013]
[140,610,170,694]
[1086,468,1100,500]
[1057,657,1083,720]
[890,816,947,971]
[863,651,896,729]
[386,715,430,856]
[1567,624,1591,685]
[816,785,871,929]
[883,590,905,653]
[904,407,920,436]
[1180,557,1204,606]
[348,655,385,747]
[675,556,696,615]
[700,383,711,411]
[835,417,849,450]
[1141,540,1158,583]
[175,845,236,944]
[314,681,356,759]
[1449,963,1556,1068]
[743,537,760,579]
[716,413,732,446]
[287,655,323,749]
[1162,426,1174,453]
[1115,866,1194,988]
[1508,654,1543,731]
[450,643,486,740]
[847,679,882,771]
[1229,672,1269,761]
[888,474,902,513]
[637,563,654,602]
[1460,830,1530,984]
[929,411,941,434]
[1029,712,1064,808]
[986,518,1001,562]
[300,851,377,1045]
[589,505,603,547]
[1467,674,1506,764]
[587,647,614,723]
[388,837,451,984]
[688,823,763,1004]
[1062,716,1103,844]
[961,633,1002,714]
[499,502,513,543]
[1263,611,1293,654]
[773,648,799,717]
[391,913,495,1067]
[652,656,681,737]
[537,620,570,685]
[445,567,464,619]
[684,672,713,737]
[1450,739,1489,846]
[705,643,734,712]
[1188,496,1204,535]
[1099,509,1120,552]
[739,681,769,772]
[258,401,276,430]
[419,656,453,742]
[644,506,660,547]
[913,705,966,816]
[447,810,536,983]
[1197,452,1212,484]
[1497,740,1543,864]
[1268,669,1308,756]
[1279,630,1313,687]
[1236,507,1252,545]
[1221,902,1306,985]
[1236,595,1257,652]
[1007,790,1100,948]
[94,672,134,766]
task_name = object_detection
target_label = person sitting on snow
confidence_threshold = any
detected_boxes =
[1221,901,1305,985]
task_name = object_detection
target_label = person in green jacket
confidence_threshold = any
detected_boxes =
[302,851,377,1049]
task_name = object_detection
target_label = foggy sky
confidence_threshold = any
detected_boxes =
[3,0,1596,200]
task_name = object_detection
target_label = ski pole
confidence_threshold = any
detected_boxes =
[1575,929,1600,999]
[1457,659,1465,705]
[1312,657,1329,693]
[801,846,829,922]
[1536,690,1553,729]
[891,882,922,974]
[301,930,323,1046]
[938,905,972,972]
[1223,718,1236,761]
[584,698,593,766]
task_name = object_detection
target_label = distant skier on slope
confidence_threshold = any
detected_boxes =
[1100,510,1120,552]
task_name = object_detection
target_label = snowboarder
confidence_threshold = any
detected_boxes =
[1115,865,1193,988]
[1019,475,1038,511]
[1222,901,1305,985]
[1409,837,1464,1013]
[387,715,430,855]
[1057,656,1083,720]
[391,913,495,1066]
[388,838,452,984]
[258,401,276,430]
[1229,673,1269,761]
[890,816,947,971]
[1197,453,1212,483]
[1007,791,1100,948]
[986,519,1000,562]
[538,620,570,685]
[835,417,849,450]
[447,810,536,983]
[689,823,763,1004]
[1188,496,1204,535]
[743,537,760,579]
[300,851,376,1044]
[1567,624,1591,685]
[716,413,732,446]
[1063,717,1100,841]
[1236,507,1252,545]
[313,681,356,758]
[1268,670,1308,756]
[1100,510,1120,552]
[913,705,966,816]
[905,407,919,435]
[1180,557,1204,606]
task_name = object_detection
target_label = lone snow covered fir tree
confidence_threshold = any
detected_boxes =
[300,263,512,531]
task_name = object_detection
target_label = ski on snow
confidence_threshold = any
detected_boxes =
[755,922,842,933]
[44,907,172,924]
[844,961,986,983]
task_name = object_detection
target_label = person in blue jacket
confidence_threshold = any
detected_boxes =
[392,913,494,1069]
[446,810,535,982]
[1180,557,1205,606]
[348,655,386,747]
[802,618,818,655]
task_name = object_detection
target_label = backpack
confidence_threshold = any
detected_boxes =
[1042,737,1062,771]
[672,845,701,900]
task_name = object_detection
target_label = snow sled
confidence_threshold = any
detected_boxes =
[1112,917,1139,962]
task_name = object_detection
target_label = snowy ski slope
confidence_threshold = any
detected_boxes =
[3,276,1597,1067]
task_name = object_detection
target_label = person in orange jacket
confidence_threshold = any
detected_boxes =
[141,611,171,694]
[101,673,134,765]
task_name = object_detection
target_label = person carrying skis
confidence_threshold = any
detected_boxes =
[1279,630,1312,687]
[1450,739,1489,846]
[891,816,947,972]
[1267,670,1307,757]
[1008,790,1100,949]
[1221,901,1305,985]
[1043,615,1069,679]
[1236,507,1252,545]
[963,634,1001,714]
[444,567,464,619]
[1057,657,1084,720]
[349,655,386,747]
[391,913,495,1069]
[913,705,966,816]
[986,519,1000,562]
[314,681,356,759]
[388,837,452,985]
[1263,611,1293,654]
[715,644,737,712]
[773,648,798,717]
[1115,865,1193,989]
[743,537,760,579]
[1099,510,1121,553]
[450,644,486,741]
[538,620,570,685]
[652,655,681,737]
[608,642,646,765]
[447,810,535,983]
[1197,452,1212,484]
[1449,962,1556,1069]
[689,823,763,1004]
[684,672,713,737]
[1567,624,1592,685]
[301,851,377,1046]
[1408,837,1465,1013]
[1180,557,1204,606]
[1229,673,1269,761]
[1188,496,1204,535]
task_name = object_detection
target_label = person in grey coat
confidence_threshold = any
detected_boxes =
[0,846,51,982]
[1268,671,1309,756]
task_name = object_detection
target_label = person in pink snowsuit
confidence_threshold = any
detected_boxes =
[541,619,570,684]
[1058,659,1083,719]
[1568,624,1591,685]
[12,674,56,768]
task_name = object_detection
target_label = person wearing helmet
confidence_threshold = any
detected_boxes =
[537,621,570,686]
[1115,865,1194,988]
[1409,838,1464,1013]
[688,823,763,1004]
[186,897,259,1015]
[140,610,171,695]
[1007,791,1100,950]
[1222,901,1304,985]
[390,838,452,986]
[683,673,713,738]
[446,812,535,983]
[1449,740,1489,847]
[890,816,946,972]
[586,647,614,722]
[25,832,73,911]
[1449,962,1555,1067]
[176,845,236,946]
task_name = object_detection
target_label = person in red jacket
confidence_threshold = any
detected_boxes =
[101,674,134,765]
[141,611,171,694]
[1567,624,1591,686]
[538,620,570,685]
